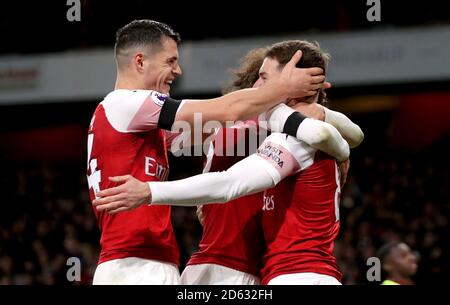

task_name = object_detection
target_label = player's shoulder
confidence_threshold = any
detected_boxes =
[98,89,170,133]
[102,89,168,108]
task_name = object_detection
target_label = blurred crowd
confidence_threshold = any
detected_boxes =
[0,128,448,285]
[337,136,449,284]
[0,162,99,284]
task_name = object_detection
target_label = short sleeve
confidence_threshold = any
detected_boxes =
[102,90,182,133]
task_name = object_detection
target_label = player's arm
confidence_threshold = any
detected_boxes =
[174,51,324,126]
[302,119,350,162]
[114,52,324,137]
[259,104,349,162]
[92,155,276,212]
[260,103,363,150]
[322,107,364,148]
[92,134,306,212]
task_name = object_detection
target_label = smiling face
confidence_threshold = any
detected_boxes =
[142,37,182,94]
[114,20,182,94]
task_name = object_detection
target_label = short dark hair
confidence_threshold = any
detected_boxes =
[114,19,180,60]
[377,240,401,263]
[266,40,330,104]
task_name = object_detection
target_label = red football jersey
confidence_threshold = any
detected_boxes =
[87,89,180,266]
[187,124,267,276]
[255,133,342,284]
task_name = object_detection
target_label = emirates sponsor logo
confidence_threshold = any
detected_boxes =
[145,156,169,181]
[262,195,275,211]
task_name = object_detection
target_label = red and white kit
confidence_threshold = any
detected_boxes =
[183,124,265,285]
[257,134,342,285]
[87,89,183,284]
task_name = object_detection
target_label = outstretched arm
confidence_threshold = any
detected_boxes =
[92,133,314,213]
[174,51,325,126]
[92,154,277,213]
[150,154,277,206]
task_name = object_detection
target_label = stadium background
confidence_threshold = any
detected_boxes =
[0,1,449,284]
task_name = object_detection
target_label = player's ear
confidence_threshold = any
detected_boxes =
[134,53,145,73]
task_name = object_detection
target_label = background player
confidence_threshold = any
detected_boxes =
[377,241,418,285]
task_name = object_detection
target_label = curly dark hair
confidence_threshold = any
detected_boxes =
[223,47,268,94]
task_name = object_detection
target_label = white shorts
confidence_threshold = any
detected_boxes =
[267,272,341,285]
[181,264,260,285]
[92,257,181,285]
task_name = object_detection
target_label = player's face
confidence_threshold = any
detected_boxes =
[389,243,418,276]
[253,57,282,88]
[143,37,182,94]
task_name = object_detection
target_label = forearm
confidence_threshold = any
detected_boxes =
[264,105,350,161]
[300,119,350,162]
[261,104,342,156]
[149,155,276,206]
[175,80,288,125]
[324,107,364,148]
[262,104,358,158]
[226,80,288,121]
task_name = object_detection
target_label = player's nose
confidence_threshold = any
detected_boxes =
[253,77,263,88]
[173,64,182,76]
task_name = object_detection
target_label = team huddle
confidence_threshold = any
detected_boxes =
[87,20,364,285]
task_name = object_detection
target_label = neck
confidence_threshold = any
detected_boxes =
[304,94,318,104]
[114,70,146,90]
